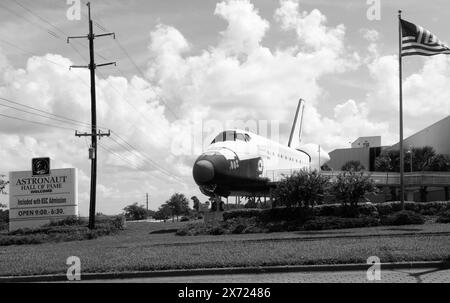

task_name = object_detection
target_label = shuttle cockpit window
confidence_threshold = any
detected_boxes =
[236,133,246,141]
[211,131,251,144]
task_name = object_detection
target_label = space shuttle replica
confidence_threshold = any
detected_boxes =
[192,99,330,197]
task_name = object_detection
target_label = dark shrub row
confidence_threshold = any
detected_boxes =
[381,210,425,226]
[176,208,431,236]
[303,216,380,231]
[437,210,450,223]
[375,201,450,216]
[222,209,262,221]
[0,215,126,246]
[222,201,450,222]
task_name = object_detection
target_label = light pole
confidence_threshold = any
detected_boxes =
[407,145,413,172]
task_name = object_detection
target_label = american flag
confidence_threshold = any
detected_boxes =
[401,18,450,57]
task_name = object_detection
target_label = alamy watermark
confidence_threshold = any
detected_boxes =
[366,0,381,21]
[66,256,81,281]
[170,119,281,157]
[366,256,381,281]
[66,0,81,21]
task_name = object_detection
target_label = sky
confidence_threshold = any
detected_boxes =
[0,0,450,215]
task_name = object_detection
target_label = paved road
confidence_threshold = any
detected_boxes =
[86,268,450,283]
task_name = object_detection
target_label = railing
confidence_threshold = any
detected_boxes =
[262,169,450,186]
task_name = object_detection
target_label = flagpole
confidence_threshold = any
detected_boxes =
[398,10,405,209]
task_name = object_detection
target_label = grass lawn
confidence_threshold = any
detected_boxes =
[0,221,449,277]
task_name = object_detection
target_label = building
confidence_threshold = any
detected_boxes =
[325,115,450,202]
[351,136,381,149]
[388,115,450,155]
[327,136,384,171]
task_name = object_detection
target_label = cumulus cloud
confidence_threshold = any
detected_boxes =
[215,0,269,55]
[274,0,346,52]
[146,0,360,150]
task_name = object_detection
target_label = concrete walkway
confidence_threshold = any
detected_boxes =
[85,268,450,283]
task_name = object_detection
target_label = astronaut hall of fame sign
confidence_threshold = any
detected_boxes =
[9,158,78,231]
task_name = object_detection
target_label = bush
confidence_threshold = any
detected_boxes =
[381,210,425,226]
[47,216,84,227]
[437,210,450,223]
[303,216,380,231]
[272,170,330,208]
[223,209,262,221]
[329,171,378,207]
[0,215,126,246]
[375,201,450,216]
[180,216,190,222]
[259,207,314,223]
[313,203,378,218]
[210,226,225,235]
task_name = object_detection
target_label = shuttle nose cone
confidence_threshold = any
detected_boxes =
[193,160,215,184]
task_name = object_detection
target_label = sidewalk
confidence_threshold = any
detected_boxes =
[85,268,450,283]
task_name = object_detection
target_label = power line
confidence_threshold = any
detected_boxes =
[0,96,96,129]
[83,6,180,119]
[98,142,139,169]
[7,0,110,64]
[0,2,61,39]
[0,102,91,129]
[0,112,76,131]
[108,135,181,181]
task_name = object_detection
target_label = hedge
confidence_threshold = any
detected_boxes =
[303,216,380,231]
[437,210,450,223]
[380,210,425,226]
[0,215,126,246]
[222,201,450,222]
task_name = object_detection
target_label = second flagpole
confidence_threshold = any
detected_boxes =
[398,10,405,209]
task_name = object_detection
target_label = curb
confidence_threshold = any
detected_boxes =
[1,261,449,282]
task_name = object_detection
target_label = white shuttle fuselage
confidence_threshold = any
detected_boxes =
[192,100,330,197]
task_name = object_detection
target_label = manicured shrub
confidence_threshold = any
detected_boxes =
[272,170,330,208]
[381,210,425,226]
[0,215,125,246]
[231,224,246,234]
[47,216,83,227]
[303,216,380,231]
[313,203,378,218]
[223,208,262,221]
[329,171,378,207]
[210,226,225,235]
[375,201,450,216]
[259,207,314,223]
[437,210,450,223]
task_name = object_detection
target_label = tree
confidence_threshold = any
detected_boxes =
[272,170,330,208]
[166,193,190,222]
[374,146,448,172]
[321,163,332,171]
[374,151,395,172]
[191,196,200,212]
[426,154,450,172]
[341,160,365,172]
[411,146,436,171]
[154,203,171,221]
[329,171,378,207]
[123,203,148,221]
[0,175,9,195]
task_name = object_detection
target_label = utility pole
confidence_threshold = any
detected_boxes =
[146,193,149,219]
[68,2,115,229]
